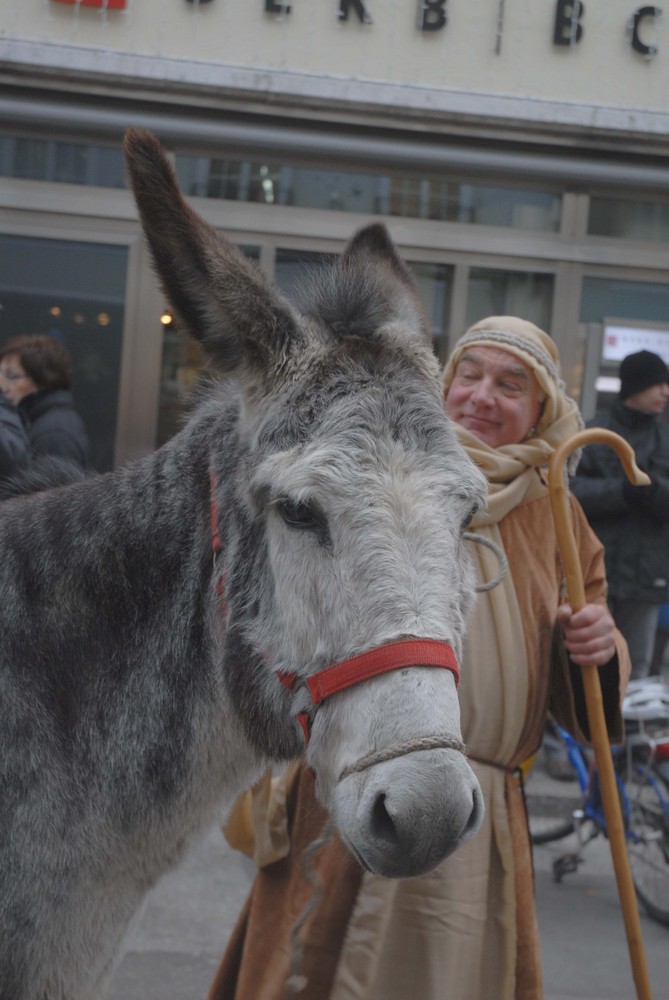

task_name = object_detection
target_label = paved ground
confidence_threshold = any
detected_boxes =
[106,751,669,1000]
[105,823,250,1000]
[530,760,668,1000]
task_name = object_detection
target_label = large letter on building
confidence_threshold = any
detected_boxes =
[419,0,448,33]
[265,0,292,13]
[629,6,662,57]
[553,0,585,46]
[339,0,373,24]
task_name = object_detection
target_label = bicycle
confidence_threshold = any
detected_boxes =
[528,678,669,926]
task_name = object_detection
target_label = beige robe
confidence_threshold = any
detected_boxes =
[209,487,630,1000]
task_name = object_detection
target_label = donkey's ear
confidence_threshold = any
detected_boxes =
[124,129,300,380]
[342,223,414,286]
[340,223,432,345]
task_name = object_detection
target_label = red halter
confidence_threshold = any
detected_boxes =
[209,470,460,747]
[277,638,460,747]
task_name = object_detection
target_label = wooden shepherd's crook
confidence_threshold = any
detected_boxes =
[548,427,653,1000]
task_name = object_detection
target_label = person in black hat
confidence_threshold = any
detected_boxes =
[572,349,669,678]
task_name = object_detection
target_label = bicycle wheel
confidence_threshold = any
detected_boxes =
[624,765,669,925]
[530,814,576,846]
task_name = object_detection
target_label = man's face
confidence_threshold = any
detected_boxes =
[624,382,669,415]
[444,346,544,448]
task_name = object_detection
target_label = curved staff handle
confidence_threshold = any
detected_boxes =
[548,428,653,1000]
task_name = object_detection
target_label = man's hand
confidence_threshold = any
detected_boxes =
[556,603,616,667]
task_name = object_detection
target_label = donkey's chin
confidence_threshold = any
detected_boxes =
[331,750,484,879]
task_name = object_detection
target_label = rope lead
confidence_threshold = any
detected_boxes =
[463,531,509,592]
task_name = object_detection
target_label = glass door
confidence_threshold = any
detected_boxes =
[155,245,261,447]
[0,233,128,471]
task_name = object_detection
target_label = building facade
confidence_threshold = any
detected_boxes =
[1,0,669,468]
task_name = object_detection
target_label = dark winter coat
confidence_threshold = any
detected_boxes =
[0,394,31,482]
[19,388,91,470]
[571,398,669,602]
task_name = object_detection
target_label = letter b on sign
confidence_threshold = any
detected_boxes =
[553,0,585,46]
[419,0,448,32]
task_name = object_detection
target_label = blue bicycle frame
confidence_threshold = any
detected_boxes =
[554,723,633,835]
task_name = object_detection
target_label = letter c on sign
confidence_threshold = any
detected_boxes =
[629,6,662,58]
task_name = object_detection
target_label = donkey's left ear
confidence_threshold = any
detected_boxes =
[124,128,301,384]
[342,223,432,345]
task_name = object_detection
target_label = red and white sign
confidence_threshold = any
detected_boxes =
[51,0,127,9]
[603,323,669,364]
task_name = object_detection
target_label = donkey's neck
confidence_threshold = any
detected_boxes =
[0,401,264,837]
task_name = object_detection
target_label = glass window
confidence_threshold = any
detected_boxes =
[156,246,260,448]
[175,155,561,231]
[0,234,127,470]
[406,262,454,362]
[156,323,209,450]
[466,268,554,332]
[274,249,336,301]
[580,277,669,326]
[580,277,669,416]
[0,135,126,188]
[453,185,560,230]
[588,197,669,243]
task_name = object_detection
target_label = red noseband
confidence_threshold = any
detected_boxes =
[277,638,460,747]
[209,471,460,751]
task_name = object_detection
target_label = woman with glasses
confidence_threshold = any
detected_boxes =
[0,335,91,470]
[0,382,30,483]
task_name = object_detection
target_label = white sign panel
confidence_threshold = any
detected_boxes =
[602,323,669,364]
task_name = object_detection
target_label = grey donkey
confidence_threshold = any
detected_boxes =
[0,129,487,1000]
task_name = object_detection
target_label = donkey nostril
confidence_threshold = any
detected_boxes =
[370,792,399,846]
[463,787,484,838]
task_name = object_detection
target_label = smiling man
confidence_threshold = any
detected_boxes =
[443,345,546,448]
[572,349,669,679]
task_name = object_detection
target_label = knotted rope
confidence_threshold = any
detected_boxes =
[339,734,467,780]
[464,530,509,592]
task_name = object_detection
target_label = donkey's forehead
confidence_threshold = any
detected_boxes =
[256,343,443,450]
[251,368,485,502]
[257,421,481,501]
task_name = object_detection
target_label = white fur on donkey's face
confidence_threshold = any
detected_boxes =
[248,388,486,875]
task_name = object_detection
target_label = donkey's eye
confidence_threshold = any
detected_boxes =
[275,498,324,532]
[460,504,479,532]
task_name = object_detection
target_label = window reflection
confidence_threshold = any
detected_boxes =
[580,277,669,326]
[156,245,260,448]
[406,262,454,362]
[0,135,126,188]
[0,234,126,470]
[466,268,554,332]
[0,133,560,231]
[156,324,209,449]
[589,197,669,243]
[176,155,561,231]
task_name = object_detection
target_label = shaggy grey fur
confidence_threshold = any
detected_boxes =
[0,130,486,1000]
